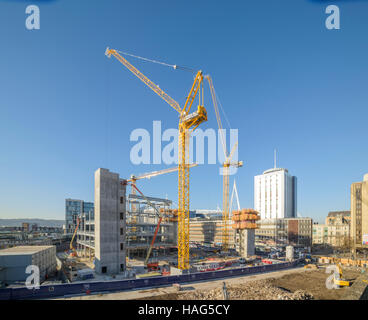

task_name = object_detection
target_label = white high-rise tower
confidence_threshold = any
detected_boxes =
[254,153,297,220]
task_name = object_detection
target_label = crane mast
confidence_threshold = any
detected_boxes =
[222,142,242,251]
[106,48,207,270]
[206,75,242,252]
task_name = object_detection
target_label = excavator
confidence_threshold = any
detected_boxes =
[334,263,352,287]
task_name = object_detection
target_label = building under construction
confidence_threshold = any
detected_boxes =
[126,194,177,259]
[189,217,235,248]
[75,210,94,260]
[74,168,178,273]
[188,209,260,258]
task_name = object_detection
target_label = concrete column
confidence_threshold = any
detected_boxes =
[94,168,127,275]
[239,229,255,258]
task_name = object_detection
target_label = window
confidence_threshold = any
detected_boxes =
[120,212,124,220]
[120,264,125,271]
[101,266,107,274]
[120,243,124,251]
[120,197,124,204]
[120,228,124,236]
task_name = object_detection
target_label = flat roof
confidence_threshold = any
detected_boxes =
[0,245,54,256]
[327,211,350,217]
[263,168,288,174]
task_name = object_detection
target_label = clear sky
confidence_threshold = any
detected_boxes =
[0,0,367,222]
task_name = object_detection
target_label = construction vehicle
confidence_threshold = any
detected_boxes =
[69,216,80,257]
[106,48,207,270]
[334,263,352,287]
[146,262,159,272]
[206,75,243,251]
[161,264,170,275]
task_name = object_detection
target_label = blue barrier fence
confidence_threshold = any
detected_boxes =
[0,261,298,300]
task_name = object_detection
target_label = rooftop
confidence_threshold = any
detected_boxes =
[262,168,289,175]
[327,211,350,217]
[0,245,54,256]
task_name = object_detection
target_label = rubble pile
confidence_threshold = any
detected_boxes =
[178,280,314,300]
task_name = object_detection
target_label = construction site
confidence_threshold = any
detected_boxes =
[55,47,255,281]
[1,45,367,301]
[38,47,366,302]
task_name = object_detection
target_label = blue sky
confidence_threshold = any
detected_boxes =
[0,1,367,223]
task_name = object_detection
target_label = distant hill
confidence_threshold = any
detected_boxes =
[0,218,64,228]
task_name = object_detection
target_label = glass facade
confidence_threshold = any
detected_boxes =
[65,199,94,234]
[83,201,94,221]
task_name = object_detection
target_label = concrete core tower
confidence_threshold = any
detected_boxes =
[94,168,127,275]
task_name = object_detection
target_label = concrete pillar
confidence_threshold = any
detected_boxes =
[238,229,255,258]
[286,245,294,261]
[94,168,127,275]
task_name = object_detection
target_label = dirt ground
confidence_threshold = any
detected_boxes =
[57,266,363,300]
[144,268,362,300]
[268,268,361,300]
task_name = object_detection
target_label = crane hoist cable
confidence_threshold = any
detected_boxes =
[210,79,232,149]
[116,50,195,73]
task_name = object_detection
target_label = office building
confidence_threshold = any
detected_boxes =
[0,246,56,285]
[21,223,29,233]
[351,174,368,252]
[312,223,328,244]
[65,199,94,234]
[312,211,350,247]
[189,217,235,247]
[254,167,297,220]
[325,211,350,247]
[255,217,313,249]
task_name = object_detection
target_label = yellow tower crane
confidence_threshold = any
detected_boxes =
[206,75,243,251]
[105,48,207,269]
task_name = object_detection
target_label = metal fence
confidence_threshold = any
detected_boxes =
[0,260,297,300]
